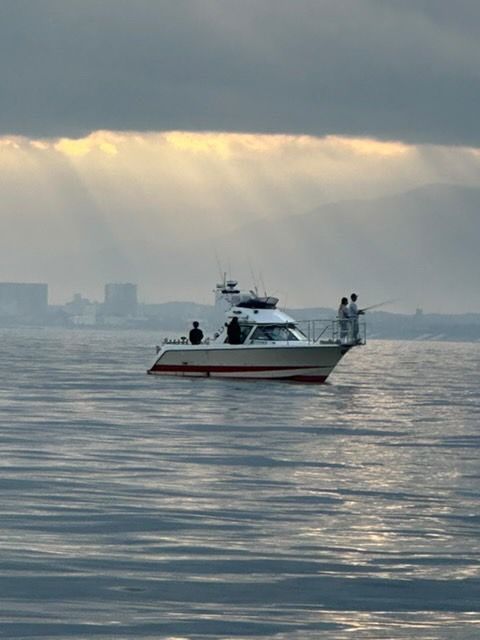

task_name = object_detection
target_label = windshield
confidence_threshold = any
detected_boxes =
[250,325,299,342]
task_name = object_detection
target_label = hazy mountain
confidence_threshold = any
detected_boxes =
[3,182,479,313]
[216,184,480,313]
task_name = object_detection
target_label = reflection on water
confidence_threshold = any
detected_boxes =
[0,329,479,638]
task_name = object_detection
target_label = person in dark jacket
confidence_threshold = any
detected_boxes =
[189,321,204,345]
[227,316,242,344]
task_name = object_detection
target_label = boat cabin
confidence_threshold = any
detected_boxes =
[217,295,308,345]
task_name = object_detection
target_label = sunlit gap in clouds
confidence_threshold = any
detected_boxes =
[1,131,480,304]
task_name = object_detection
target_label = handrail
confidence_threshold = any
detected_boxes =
[161,318,366,347]
[296,318,366,346]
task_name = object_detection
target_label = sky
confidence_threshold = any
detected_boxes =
[1,0,480,312]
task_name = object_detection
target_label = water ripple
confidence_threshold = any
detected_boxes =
[0,330,479,638]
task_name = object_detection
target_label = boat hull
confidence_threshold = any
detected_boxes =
[148,343,348,382]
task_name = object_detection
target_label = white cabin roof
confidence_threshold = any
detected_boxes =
[226,306,296,325]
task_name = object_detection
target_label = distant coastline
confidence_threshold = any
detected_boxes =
[1,298,480,343]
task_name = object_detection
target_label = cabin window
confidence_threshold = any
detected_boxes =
[239,325,252,343]
[251,325,299,342]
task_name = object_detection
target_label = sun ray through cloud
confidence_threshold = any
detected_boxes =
[2,130,480,307]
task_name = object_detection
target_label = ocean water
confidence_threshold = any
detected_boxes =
[0,328,479,639]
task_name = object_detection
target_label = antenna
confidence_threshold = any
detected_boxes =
[214,249,224,282]
[259,272,267,297]
[247,256,259,296]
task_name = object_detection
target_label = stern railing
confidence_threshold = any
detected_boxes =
[297,318,366,346]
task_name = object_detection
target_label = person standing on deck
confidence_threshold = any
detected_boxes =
[338,297,350,343]
[227,316,242,344]
[349,293,364,343]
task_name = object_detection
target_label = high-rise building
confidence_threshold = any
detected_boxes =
[104,283,138,317]
[0,283,48,318]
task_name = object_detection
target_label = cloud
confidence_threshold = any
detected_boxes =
[1,1,479,144]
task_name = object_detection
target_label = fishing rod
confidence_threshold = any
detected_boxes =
[360,299,398,313]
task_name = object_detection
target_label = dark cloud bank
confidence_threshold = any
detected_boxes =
[1,0,480,145]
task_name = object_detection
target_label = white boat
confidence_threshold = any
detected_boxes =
[147,279,365,383]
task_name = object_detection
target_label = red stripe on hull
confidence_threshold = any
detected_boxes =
[150,364,322,373]
[289,375,327,383]
[148,363,328,382]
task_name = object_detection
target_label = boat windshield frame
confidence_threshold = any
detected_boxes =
[248,323,307,343]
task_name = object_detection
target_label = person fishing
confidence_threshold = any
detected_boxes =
[349,293,364,343]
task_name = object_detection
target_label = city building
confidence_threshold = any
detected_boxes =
[64,293,98,326]
[103,283,138,317]
[0,282,48,319]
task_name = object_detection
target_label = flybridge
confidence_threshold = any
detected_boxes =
[215,278,278,310]
[237,297,278,309]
